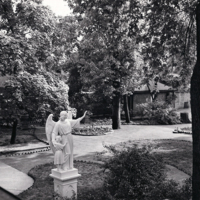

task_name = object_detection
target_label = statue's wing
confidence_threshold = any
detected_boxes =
[45,114,56,154]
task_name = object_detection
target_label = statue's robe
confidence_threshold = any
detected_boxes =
[52,119,80,170]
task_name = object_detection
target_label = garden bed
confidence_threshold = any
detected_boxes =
[90,118,112,126]
[173,127,192,134]
[72,126,113,136]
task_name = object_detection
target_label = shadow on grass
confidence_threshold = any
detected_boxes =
[18,161,105,200]
[18,139,192,200]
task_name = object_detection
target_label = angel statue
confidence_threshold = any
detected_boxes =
[45,110,87,171]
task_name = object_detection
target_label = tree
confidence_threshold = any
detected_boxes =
[67,0,143,129]
[138,0,200,199]
[0,0,59,75]
[140,0,196,90]
[123,94,130,123]
[0,0,71,143]
[191,1,200,199]
[1,70,70,143]
[67,0,200,197]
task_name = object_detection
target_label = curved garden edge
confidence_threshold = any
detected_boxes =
[72,130,114,136]
[18,146,191,200]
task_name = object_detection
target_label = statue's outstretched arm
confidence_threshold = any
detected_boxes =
[69,111,87,128]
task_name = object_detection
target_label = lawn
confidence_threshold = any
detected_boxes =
[0,126,39,146]
[112,139,192,176]
[152,140,192,176]
[18,161,105,200]
[17,139,192,200]
[92,139,192,176]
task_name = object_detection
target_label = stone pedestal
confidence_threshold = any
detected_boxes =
[50,168,81,199]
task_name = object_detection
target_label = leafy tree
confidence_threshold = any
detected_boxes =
[0,0,71,143]
[140,0,196,90]
[51,15,80,73]
[0,0,58,75]
[67,0,200,197]
[68,0,143,129]
[138,0,200,199]
[191,1,200,199]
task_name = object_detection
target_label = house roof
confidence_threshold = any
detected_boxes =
[135,81,173,92]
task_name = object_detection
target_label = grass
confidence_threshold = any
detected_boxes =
[152,140,192,176]
[93,139,192,176]
[112,139,192,176]
[112,140,192,176]
[0,126,39,146]
[17,139,192,200]
[18,161,105,200]
[90,118,112,126]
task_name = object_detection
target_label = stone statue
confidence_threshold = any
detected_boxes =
[54,135,66,171]
[45,110,87,171]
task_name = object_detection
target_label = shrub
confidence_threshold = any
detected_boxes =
[3,71,69,124]
[135,101,180,125]
[103,145,166,200]
[102,145,192,200]
[151,178,192,200]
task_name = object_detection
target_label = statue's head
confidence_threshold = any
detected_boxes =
[60,111,68,121]
[55,135,62,143]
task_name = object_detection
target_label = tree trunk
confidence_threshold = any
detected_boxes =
[10,119,18,144]
[112,93,121,129]
[124,94,130,123]
[191,2,200,199]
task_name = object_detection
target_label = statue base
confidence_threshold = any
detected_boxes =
[50,168,81,199]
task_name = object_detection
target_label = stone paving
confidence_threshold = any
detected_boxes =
[0,162,33,195]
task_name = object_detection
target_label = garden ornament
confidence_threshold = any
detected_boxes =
[45,110,87,171]
[54,135,67,171]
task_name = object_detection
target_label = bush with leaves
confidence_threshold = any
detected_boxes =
[103,145,166,200]
[150,178,192,200]
[3,71,69,124]
[102,145,192,200]
[135,101,181,125]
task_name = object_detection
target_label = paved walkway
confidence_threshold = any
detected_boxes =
[0,124,192,196]
[0,162,33,195]
[0,142,48,154]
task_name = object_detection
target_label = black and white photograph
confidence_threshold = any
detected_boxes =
[0,0,197,199]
